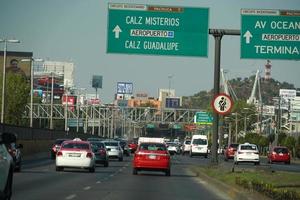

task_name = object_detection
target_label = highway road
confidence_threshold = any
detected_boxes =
[12,155,230,200]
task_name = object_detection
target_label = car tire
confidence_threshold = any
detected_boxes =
[254,162,260,165]
[133,168,138,175]
[165,169,171,176]
[285,161,290,165]
[104,161,109,167]
[204,154,208,159]
[4,167,13,200]
[118,157,123,162]
[56,166,63,171]
[89,166,95,173]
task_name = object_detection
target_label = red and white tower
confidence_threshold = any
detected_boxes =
[264,60,272,80]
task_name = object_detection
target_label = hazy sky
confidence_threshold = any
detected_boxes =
[1,0,299,103]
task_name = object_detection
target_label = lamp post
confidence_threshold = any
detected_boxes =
[168,75,173,96]
[0,39,20,124]
[231,112,239,143]
[21,58,43,127]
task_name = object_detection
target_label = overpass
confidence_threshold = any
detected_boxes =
[25,104,203,139]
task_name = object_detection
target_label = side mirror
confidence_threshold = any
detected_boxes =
[1,132,17,144]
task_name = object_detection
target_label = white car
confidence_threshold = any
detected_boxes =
[190,135,208,158]
[234,143,260,165]
[166,142,179,155]
[103,141,123,161]
[182,140,191,155]
[0,132,15,200]
[55,140,96,172]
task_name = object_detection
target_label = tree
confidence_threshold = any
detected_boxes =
[2,73,30,125]
[284,136,296,153]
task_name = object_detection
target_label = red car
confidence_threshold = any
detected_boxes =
[268,146,291,164]
[132,142,171,176]
[128,140,138,153]
[224,143,239,161]
[50,139,68,159]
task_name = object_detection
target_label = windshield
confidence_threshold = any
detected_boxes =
[62,142,89,150]
[139,143,167,151]
[193,139,207,145]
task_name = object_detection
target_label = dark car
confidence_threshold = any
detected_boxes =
[50,139,68,159]
[118,140,130,156]
[268,146,291,164]
[7,142,23,172]
[90,141,109,167]
[224,143,239,161]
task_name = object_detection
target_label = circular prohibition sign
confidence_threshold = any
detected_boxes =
[211,93,233,115]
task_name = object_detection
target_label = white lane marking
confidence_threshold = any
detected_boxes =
[83,186,91,190]
[110,174,114,177]
[65,194,77,200]
[96,181,101,184]
[119,169,123,172]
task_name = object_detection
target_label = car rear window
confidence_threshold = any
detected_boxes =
[140,143,167,151]
[274,148,288,154]
[55,139,66,145]
[104,142,118,146]
[91,142,105,149]
[240,145,257,151]
[62,142,89,150]
[185,141,191,145]
[229,144,239,148]
[193,139,207,145]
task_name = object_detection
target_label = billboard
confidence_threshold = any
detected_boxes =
[0,51,33,79]
[92,75,103,88]
[117,82,133,94]
[165,97,181,108]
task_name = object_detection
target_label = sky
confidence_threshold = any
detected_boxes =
[0,0,299,103]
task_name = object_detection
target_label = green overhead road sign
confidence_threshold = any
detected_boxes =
[241,9,300,60]
[194,112,213,125]
[107,3,209,57]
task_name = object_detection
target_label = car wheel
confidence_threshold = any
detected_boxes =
[254,162,260,165]
[133,168,138,175]
[104,161,109,167]
[204,154,208,159]
[165,169,171,176]
[89,166,95,173]
[285,161,290,165]
[4,168,13,200]
[118,157,123,162]
[56,166,63,171]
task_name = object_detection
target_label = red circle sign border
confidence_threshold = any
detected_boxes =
[211,93,233,115]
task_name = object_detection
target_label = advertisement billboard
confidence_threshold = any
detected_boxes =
[0,51,33,79]
[117,82,133,94]
[165,97,181,108]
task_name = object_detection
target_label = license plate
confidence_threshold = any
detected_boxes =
[197,147,202,150]
[246,152,251,155]
[149,155,156,159]
[68,153,81,157]
[279,153,283,156]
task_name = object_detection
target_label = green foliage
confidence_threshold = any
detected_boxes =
[268,133,275,144]
[278,132,287,146]
[284,136,296,151]
[182,75,299,109]
[1,73,30,125]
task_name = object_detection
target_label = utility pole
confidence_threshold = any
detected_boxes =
[209,29,240,165]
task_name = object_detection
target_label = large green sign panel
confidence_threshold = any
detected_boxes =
[241,9,300,60]
[107,3,209,57]
[194,112,213,125]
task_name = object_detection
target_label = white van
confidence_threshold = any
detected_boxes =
[190,134,208,158]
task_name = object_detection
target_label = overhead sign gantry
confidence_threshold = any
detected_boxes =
[241,9,300,60]
[107,3,209,57]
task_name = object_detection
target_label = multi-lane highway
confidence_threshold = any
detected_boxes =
[12,155,230,200]
[12,154,300,200]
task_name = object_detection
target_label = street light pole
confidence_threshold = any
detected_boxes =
[0,39,20,124]
[21,58,43,127]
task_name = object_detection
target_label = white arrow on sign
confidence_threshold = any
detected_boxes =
[243,30,253,44]
[113,25,122,39]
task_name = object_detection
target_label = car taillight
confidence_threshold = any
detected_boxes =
[86,152,93,158]
[272,151,276,155]
[99,149,106,155]
[57,151,63,156]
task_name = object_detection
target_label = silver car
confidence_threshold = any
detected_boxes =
[103,141,123,161]
[0,132,15,200]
